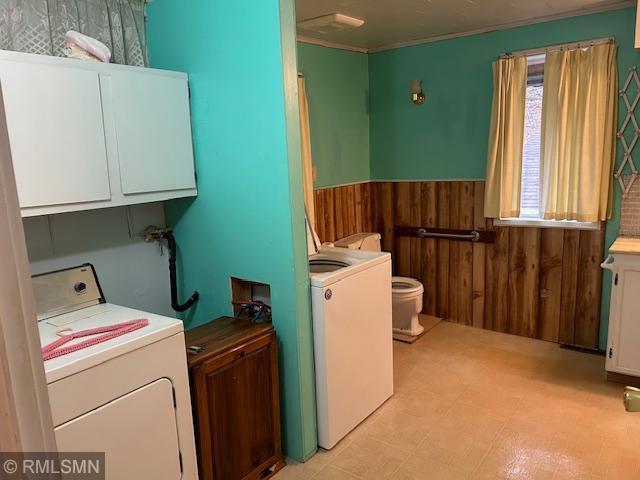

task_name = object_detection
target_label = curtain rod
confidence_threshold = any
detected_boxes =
[500,36,614,59]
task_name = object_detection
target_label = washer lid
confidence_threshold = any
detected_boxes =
[309,246,390,287]
[306,213,321,256]
[334,232,381,250]
[39,303,183,383]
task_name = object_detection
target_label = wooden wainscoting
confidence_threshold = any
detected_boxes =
[313,181,605,349]
[313,182,374,243]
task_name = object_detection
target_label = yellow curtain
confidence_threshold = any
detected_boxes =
[540,43,617,222]
[484,56,528,218]
[297,76,316,228]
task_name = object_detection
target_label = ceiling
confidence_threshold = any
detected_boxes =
[295,0,633,51]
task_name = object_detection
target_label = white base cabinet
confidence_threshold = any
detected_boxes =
[603,239,640,377]
[0,50,197,217]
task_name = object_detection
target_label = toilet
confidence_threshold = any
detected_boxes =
[333,233,425,336]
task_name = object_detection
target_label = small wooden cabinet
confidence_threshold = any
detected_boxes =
[185,317,285,480]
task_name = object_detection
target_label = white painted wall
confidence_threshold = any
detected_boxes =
[23,203,174,317]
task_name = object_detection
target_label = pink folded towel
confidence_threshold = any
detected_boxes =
[65,30,111,63]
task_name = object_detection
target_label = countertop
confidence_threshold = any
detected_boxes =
[184,316,273,368]
[609,236,640,255]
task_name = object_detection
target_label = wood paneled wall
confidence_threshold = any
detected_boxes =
[313,183,374,243]
[314,181,605,349]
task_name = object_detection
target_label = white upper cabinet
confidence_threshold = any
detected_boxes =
[0,60,111,208]
[109,69,195,195]
[0,51,197,217]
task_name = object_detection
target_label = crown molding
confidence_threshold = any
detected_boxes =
[297,1,635,55]
[296,35,369,53]
[368,1,635,52]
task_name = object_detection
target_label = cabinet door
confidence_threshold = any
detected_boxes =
[109,70,195,195]
[609,266,640,376]
[193,333,281,480]
[0,60,111,208]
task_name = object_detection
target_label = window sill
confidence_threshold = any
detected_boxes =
[494,217,601,230]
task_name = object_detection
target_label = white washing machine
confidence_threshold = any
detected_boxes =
[33,264,198,480]
[309,246,393,449]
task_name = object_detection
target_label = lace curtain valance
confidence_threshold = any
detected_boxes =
[0,0,146,66]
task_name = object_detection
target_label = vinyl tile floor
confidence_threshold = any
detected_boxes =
[274,320,640,480]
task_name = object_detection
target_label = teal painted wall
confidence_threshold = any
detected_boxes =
[369,8,639,349]
[369,8,637,182]
[297,43,370,188]
[146,0,317,461]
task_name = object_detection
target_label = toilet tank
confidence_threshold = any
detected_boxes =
[334,233,381,252]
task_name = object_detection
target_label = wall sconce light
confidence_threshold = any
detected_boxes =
[410,80,425,105]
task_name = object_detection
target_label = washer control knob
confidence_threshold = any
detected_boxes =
[74,282,87,293]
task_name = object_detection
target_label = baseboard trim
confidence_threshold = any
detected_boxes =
[607,371,640,388]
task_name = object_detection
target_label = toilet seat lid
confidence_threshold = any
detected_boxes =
[392,276,424,295]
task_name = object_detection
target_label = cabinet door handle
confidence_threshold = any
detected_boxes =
[600,254,616,272]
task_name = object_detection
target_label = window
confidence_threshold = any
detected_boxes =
[495,53,600,230]
[520,54,544,219]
